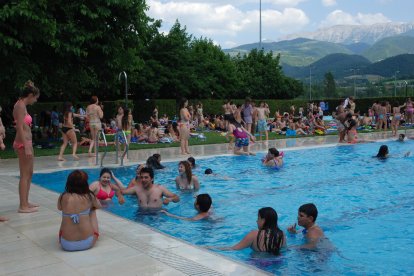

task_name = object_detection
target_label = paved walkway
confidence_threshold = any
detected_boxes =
[0,131,401,275]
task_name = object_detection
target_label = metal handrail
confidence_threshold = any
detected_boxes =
[95,129,108,167]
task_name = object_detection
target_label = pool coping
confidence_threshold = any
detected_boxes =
[0,130,409,275]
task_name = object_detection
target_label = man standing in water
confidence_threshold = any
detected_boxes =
[121,167,179,209]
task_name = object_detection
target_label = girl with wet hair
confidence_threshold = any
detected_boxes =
[217,207,285,255]
[175,160,199,190]
[146,154,165,170]
[13,80,40,213]
[376,145,389,159]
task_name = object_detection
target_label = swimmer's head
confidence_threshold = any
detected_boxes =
[398,134,405,141]
[99,168,111,177]
[258,207,279,230]
[187,157,195,168]
[298,203,318,222]
[268,148,279,157]
[204,168,213,175]
[377,145,389,158]
[195,194,212,212]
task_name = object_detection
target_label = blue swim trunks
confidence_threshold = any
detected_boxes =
[257,119,267,132]
[235,137,249,148]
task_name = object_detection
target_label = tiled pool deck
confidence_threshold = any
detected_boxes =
[0,131,404,275]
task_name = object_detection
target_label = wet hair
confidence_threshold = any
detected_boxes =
[376,145,389,159]
[268,148,279,157]
[21,80,40,98]
[179,160,192,183]
[187,157,195,168]
[140,167,154,180]
[257,207,284,255]
[228,116,241,128]
[196,194,212,212]
[90,96,98,104]
[204,168,213,174]
[146,155,165,170]
[59,170,94,205]
[298,203,318,222]
[99,168,112,178]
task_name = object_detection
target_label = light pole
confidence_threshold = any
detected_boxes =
[404,80,408,98]
[259,0,262,49]
[118,71,128,106]
[394,70,400,97]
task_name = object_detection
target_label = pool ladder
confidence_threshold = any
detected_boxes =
[95,129,129,167]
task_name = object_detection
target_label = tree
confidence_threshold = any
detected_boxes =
[0,0,159,105]
[323,72,336,98]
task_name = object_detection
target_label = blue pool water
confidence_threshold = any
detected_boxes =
[33,141,414,275]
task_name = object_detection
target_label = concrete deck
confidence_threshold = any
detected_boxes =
[0,131,402,275]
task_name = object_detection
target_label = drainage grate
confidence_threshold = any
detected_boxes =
[118,238,224,276]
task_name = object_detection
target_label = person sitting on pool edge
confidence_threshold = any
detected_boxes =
[58,170,101,251]
[161,194,212,221]
[121,167,180,210]
[216,207,286,255]
[287,203,324,249]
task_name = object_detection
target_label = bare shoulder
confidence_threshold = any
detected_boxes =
[308,226,324,240]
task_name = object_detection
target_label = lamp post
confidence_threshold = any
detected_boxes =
[404,80,408,98]
[118,71,128,106]
[259,0,262,49]
[394,70,400,97]
[309,66,312,101]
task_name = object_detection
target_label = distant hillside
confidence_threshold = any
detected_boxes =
[363,54,414,77]
[224,38,352,66]
[362,36,414,62]
[343,42,371,54]
[282,53,371,80]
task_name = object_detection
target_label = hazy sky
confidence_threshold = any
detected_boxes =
[146,0,414,48]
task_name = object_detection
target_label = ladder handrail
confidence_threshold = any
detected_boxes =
[95,129,108,167]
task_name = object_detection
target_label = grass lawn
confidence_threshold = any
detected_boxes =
[0,127,387,159]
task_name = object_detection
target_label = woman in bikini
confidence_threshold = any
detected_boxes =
[13,80,40,213]
[216,207,286,254]
[86,96,103,157]
[58,170,101,251]
[89,168,125,205]
[58,102,83,161]
[175,161,200,190]
[391,101,406,136]
[179,98,191,155]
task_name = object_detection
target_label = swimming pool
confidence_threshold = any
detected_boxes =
[32,141,414,275]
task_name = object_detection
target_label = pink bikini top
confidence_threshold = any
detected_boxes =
[24,114,32,127]
[96,183,115,200]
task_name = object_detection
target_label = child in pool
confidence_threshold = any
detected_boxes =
[262,148,284,168]
[161,194,212,221]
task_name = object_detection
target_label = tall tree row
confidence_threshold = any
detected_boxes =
[0,1,303,107]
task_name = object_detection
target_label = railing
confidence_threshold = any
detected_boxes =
[95,129,108,167]
[115,129,129,166]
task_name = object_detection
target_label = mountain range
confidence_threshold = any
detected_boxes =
[223,22,414,79]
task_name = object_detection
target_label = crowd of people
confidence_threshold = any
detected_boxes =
[1,80,413,256]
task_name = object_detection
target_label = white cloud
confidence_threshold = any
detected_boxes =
[321,0,336,7]
[147,1,309,47]
[320,10,390,27]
